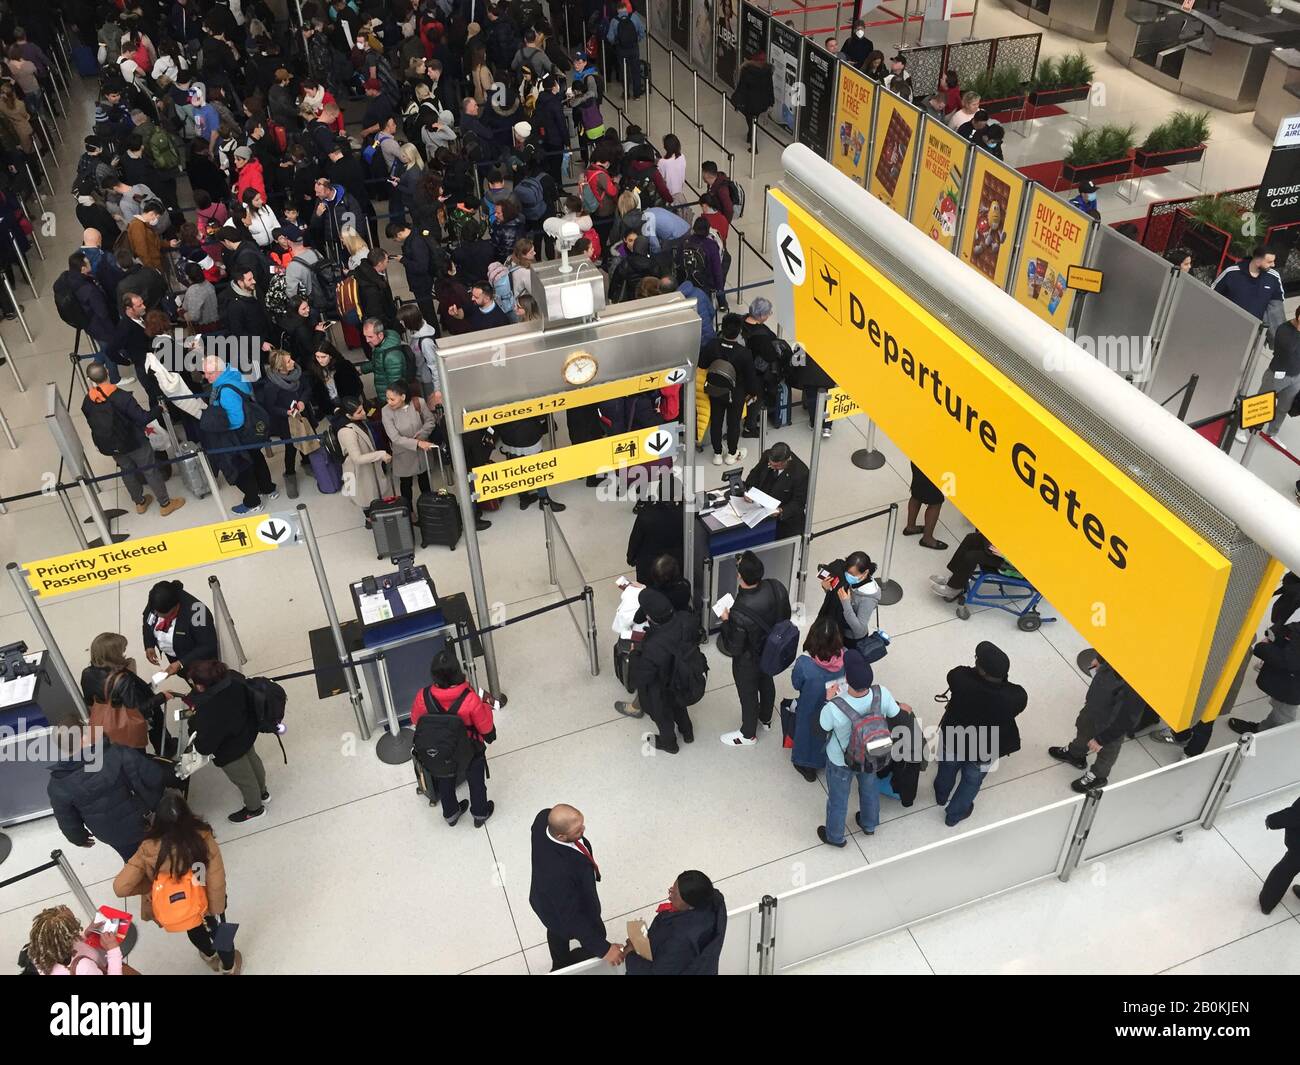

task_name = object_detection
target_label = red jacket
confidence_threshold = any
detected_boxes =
[234,158,267,203]
[409,682,495,739]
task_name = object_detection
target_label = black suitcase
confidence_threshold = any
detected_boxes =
[367,497,415,560]
[417,490,462,549]
[613,637,638,694]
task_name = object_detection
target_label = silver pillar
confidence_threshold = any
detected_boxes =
[437,369,505,702]
[2,333,26,391]
[373,647,413,765]
[796,390,828,605]
[5,563,87,720]
[25,163,45,215]
[54,849,97,917]
[296,504,371,741]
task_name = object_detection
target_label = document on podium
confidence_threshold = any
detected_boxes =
[397,581,435,613]
[358,592,394,625]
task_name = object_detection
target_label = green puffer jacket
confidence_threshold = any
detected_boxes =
[361,332,408,397]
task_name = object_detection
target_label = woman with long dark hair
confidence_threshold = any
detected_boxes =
[113,790,242,974]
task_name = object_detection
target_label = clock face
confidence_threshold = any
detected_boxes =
[564,351,598,386]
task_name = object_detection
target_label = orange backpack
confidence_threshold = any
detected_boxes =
[150,867,208,933]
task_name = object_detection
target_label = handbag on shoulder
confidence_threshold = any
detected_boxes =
[88,671,150,750]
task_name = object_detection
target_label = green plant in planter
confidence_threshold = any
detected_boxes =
[969,64,1025,101]
[1184,194,1267,256]
[1064,123,1136,166]
[1031,50,1095,91]
[1140,110,1211,152]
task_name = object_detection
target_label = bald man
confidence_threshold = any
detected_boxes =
[529,805,623,970]
[79,228,126,300]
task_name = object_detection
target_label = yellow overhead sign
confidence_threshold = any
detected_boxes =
[1240,391,1277,430]
[473,426,679,501]
[825,388,862,421]
[462,367,690,431]
[771,190,1230,728]
[22,514,301,598]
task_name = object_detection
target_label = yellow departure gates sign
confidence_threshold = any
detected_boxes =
[825,388,862,420]
[770,190,1230,727]
[462,367,690,431]
[22,513,301,598]
[473,426,679,501]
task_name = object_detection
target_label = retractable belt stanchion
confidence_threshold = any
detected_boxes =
[208,575,248,669]
[10,234,37,296]
[694,72,702,184]
[668,49,676,135]
[25,163,44,215]
[0,399,16,448]
[851,417,886,469]
[374,649,413,765]
[55,485,89,548]
[681,367,698,610]
[198,449,229,519]
[796,389,828,605]
[3,275,33,343]
[750,122,757,181]
[877,502,903,605]
[78,476,125,548]
[583,585,600,677]
[1,333,19,391]
[5,562,89,720]
[296,504,371,741]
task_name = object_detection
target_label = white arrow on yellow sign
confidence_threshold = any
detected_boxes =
[21,512,302,598]
[473,426,679,501]
[462,366,690,431]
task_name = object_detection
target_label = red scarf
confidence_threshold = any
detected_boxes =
[154,605,180,632]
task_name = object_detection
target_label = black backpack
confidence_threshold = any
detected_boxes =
[412,689,475,780]
[622,168,662,209]
[673,241,709,290]
[243,674,289,763]
[214,383,272,443]
[54,272,90,331]
[321,416,346,464]
[668,617,709,706]
[83,393,137,456]
[725,178,746,218]
[615,13,639,49]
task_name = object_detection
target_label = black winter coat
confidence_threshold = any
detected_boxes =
[1266,795,1300,850]
[720,578,791,661]
[625,889,728,975]
[47,743,166,856]
[743,450,811,539]
[256,371,314,438]
[627,501,684,583]
[938,665,1028,761]
[353,259,399,329]
[1254,625,1300,704]
[227,286,274,345]
[732,62,775,118]
[190,672,260,768]
[141,589,219,670]
[631,609,697,723]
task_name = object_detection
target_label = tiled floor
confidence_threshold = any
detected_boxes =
[1,9,1297,975]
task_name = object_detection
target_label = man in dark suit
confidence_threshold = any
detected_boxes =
[743,441,810,540]
[529,804,624,970]
[1260,795,1300,914]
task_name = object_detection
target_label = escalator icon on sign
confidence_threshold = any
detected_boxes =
[812,252,842,325]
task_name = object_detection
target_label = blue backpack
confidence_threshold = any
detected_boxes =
[732,584,799,675]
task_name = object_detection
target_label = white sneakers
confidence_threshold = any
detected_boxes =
[720,730,756,747]
[712,453,724,466]
[725,448,748,466]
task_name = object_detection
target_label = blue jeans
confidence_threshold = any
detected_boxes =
[824,761,880,844]
[934,758,989,825]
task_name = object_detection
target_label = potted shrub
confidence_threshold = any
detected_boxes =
[968,65,1027,117]
[1027,51,1095,108]
[1178,194,1267,262]
[1060,123,1137,183]
[1133,110,1211,172]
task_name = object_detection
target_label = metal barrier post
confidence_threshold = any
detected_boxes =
[5,563,88,719]
[796,389,828,605]
[0,400,15,449]
[750,124,757,181]
[762,185,770,253]
[23,221,42,261]
[53,849,98,917]
[681,367,697,612]
[1059,790,1103,882]
[851,418,886,469]
[197,449,228,519]
[3,276,33,343]
[721,94,726,148]
[545,498,558,586]
[0,334,19,391]
[583,585,600,677]
[967,0,981,40]
[10,235,36,296]
[156,402,181,457]
[1201,733,1250,830]
[296,503,371,741]
[56,486,89,548]
[758,895,778,974]
[78,477,122,548]
[374,649,413,765]
[208,575,248,668]
[877,502,903,605]
[24,163,44,215]
[624,58,629,113]
[900,0,910,46]
[35,112,61,154]
[669,50,676,135]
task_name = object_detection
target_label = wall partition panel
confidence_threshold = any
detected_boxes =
[1146,273,1264,423]
[1081,748,1234,862]
[772,798,1082,970]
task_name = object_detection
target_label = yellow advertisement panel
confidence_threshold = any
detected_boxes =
[773,190,1230,727]
[908,118,969,252]
[473,426,678,500]
[957,150,1026,290]
[22,514,299,598]
[829,65,874,188]
[1010,186,1092,330]
[867,96,919,214]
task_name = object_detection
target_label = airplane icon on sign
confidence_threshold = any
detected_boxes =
[812,252,842,324]
[819,264,837,293]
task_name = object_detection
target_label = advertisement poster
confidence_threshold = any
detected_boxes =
[908,116,969,252]
[715,0,740,88]
[768,19,802,134]
[1255,112,1300,230]
[830,64,875,187]
[796,40,836,159]
[691,0,714,81]
[739,3,768,71]
[651,0,670,43]
[868,95,920,215]
[958,149,1026,290]
[671,0,691,53]
[1010,186,1093,329]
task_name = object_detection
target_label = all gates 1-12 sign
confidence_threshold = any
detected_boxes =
[472,426,680,501]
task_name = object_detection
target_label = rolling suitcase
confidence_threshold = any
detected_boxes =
[307,447,343,493]
[613,637,638,694]
[417,490,461,549]
[71,45,100,77]
[176,442,210,498]
[367,498,415,560]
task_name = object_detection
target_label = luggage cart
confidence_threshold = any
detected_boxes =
[952,564,1057,632]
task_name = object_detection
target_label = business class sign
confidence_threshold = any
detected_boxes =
[769,190,1229,727]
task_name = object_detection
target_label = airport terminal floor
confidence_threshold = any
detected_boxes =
[1,1,1299,986]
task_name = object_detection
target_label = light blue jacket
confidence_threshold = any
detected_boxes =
[212,366,252,431]
[606,11,646,45]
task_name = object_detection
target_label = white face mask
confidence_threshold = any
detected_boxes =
[855,29,865,37]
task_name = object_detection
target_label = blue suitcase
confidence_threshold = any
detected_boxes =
[71,45,100,77]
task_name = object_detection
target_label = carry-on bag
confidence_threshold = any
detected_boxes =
[176,442,211,498]
[415,450,460,548]
[367,497,415,560]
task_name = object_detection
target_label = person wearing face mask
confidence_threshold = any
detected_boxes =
[1068,179,1100,221]
[840,21,873,70]
[816,551,882,651]
[1048,653,1147,792]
